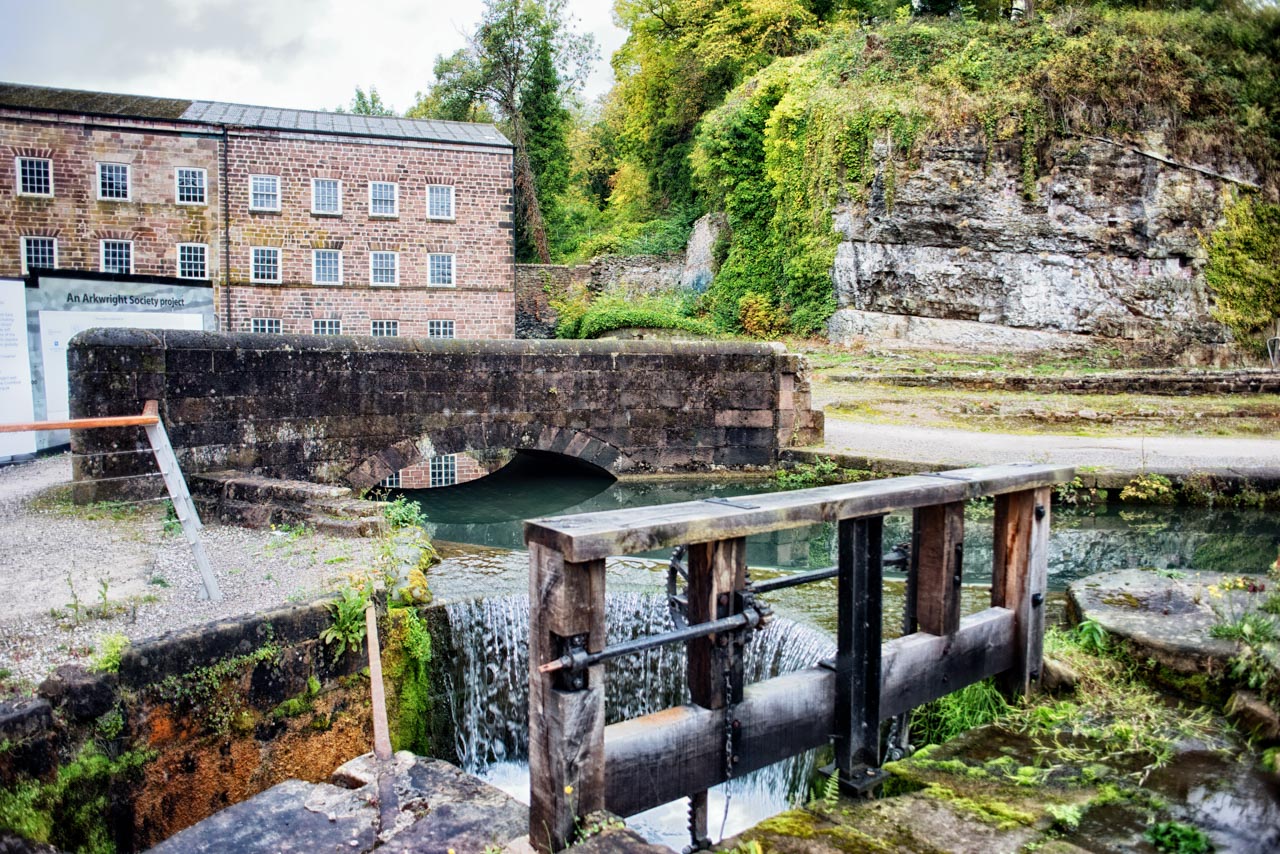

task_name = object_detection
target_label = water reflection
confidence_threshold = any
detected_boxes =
[403,453,1280,590]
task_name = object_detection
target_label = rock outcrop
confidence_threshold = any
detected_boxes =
[830,131,1255,349]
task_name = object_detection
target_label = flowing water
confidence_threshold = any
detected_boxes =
[441,592,836,850]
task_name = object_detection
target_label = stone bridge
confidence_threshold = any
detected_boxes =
[68,330,822,499]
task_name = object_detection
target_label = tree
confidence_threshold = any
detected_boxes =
[517,32,572,259]
[340,86,396,116]
[415,0,595,262]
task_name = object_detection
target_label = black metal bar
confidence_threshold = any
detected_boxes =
[539,610,762,674]
[751,567,838,593]
[834,515,884,789]
[750,547,908,595]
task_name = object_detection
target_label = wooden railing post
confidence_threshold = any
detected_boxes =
[834,516,883,791]
[684,537,747,846]
[992,488,1050,700]
[528,542,607,853]
[912,502,965,636]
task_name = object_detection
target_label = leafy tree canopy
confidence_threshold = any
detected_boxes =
[338,86,396,116]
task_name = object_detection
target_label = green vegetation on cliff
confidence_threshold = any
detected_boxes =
[685,5,1280,333]
[1205,194,1280,353]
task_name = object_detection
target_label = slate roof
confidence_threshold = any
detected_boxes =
[0,82,511,148]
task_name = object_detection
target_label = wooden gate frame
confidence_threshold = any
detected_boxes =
[523,462,1070,852]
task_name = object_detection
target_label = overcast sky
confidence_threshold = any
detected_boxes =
[0,0,627,113]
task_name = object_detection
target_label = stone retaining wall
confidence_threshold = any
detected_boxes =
[68,329,822,500]
[830,368,1280,395]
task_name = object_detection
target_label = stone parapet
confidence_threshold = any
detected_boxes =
[68,330,822,499]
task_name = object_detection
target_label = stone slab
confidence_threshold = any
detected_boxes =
[145,779,377,853]
[1066,568,1244,675]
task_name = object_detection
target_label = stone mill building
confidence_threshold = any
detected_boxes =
[0,82,515,340]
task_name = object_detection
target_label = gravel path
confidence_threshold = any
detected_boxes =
[814,417,1280,476]
[0,454,381,689]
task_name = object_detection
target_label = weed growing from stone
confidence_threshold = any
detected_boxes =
[911,678,1010,747]
[0,742,154,854]
[161,500,181,536]
[1014,627,1221,783]
[151,637,280,736]
[1209,612,1277,643]
[1053,477,1106,509]
[65,572,83,627]
[384,496,427,530]
[774,457,878,489]
[89,633,129,673]
[1144,820,1213,854]
[320,583,370,662]
[264,521,311,558]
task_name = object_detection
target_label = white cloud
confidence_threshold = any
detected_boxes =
[0,0,627,113]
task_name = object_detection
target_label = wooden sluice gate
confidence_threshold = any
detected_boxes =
[523,462,1073,852]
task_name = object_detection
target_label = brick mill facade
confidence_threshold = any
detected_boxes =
[0,82,515,340]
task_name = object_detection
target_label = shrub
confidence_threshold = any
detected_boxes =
[1120,473,1177,505]
[560,293,718,339]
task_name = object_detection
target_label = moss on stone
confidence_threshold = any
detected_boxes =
[752,809,819,839]
[918,783,1037,830]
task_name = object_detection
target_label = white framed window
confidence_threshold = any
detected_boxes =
[313,249,342,285]
[100,240,133,275]
[251,247,281,283]
[313,319,342,335]
[427,253,454,287]
[311,178,341,215]
[369,181,398,217]
[175,167,206,205]
[426,184,454,219]
[249,174,281,211]
[379,471,401,489]
[426,319,455,339]
[177,243,208,279]
[97,163,130,201]
[371,320,399,337]
[429,454,457,488]
[251,317,282,334]
[370,251,399,286]
[21,236,57,273]
[16,158,53,196]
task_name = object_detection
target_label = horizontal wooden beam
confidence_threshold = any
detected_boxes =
[879,607,1013,718]
[602,607,1015,817]
[525,464,1074,563]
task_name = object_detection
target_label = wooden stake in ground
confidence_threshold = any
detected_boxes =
[365,600,398,832]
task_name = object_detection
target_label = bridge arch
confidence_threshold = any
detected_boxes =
[345,425,631,491]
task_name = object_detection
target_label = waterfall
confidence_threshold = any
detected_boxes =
[442,592,838,846]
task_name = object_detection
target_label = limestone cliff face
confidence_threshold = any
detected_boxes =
[829,131,1250,345]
